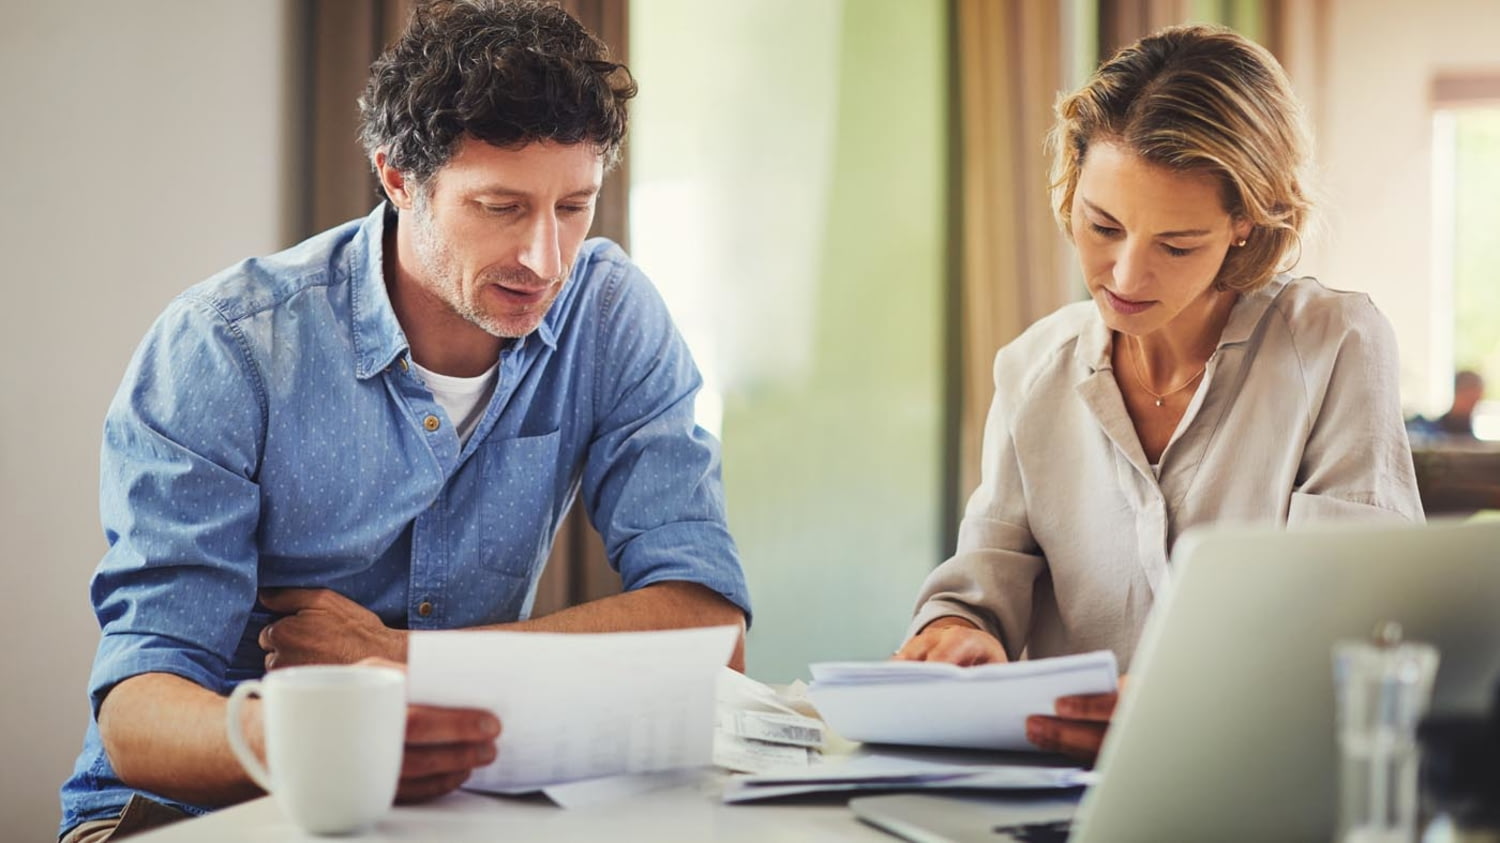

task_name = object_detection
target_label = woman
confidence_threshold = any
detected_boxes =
[894,25,1422,760]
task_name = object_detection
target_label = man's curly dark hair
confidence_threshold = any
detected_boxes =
[357,0,637,185]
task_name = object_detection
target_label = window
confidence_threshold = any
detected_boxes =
[1432,101,1500,439]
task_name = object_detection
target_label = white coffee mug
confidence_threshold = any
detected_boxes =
[226,664,406,835]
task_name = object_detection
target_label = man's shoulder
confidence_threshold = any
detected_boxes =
[570,237,639,304]
[549,237,666,331]
[178,217,367,325]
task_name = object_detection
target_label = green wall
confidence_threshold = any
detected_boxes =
[631,0,950,682]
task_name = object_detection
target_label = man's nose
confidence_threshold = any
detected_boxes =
[518,212,563,281]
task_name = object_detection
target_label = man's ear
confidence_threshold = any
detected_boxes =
[373,150,415,210]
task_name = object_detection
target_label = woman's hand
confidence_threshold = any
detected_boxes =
[892,617,1008,666]
[1025,676,1128,765]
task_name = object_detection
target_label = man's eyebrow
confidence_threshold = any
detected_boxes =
[470,184,601,199]
[1081,198,1212,238]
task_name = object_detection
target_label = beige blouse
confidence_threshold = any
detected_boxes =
[909,275,1424,670]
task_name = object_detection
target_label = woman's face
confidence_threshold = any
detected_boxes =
[1071,141,1251,338]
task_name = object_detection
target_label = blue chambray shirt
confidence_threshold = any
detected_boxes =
[60,204,750,833]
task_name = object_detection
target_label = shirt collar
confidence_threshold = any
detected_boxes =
[1072,273,1293,375]
[347,203,564,379]
[349,204,408,380]
[1217,273,1289,347]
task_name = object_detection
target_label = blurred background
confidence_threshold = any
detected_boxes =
[2,1,1497,838]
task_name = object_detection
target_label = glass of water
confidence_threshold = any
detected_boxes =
[1333,622,1440,843]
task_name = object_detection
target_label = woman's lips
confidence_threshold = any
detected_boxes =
[1103,288,1154,315]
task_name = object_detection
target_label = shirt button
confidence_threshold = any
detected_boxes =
[423,415,441,432]
[417,601,433,617]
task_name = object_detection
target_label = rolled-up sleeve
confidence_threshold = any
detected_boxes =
[579,264,751,622]
[88,296,266,714]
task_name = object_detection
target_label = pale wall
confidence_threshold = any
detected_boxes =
[0,3,291,838]
[1313,0,1500,411]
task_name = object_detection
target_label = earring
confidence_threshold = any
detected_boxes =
[1235,239,1247,247]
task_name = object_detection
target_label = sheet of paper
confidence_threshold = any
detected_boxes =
[721,749,1087,803]
[716,665,804,716]
[408,625,737,793]
[807,650,1118,751]
[713,731,812,774]
[540,768,703,809]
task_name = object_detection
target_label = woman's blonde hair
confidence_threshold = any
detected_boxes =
[1047,24,1313,293]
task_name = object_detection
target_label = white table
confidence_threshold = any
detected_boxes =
[133,772,894,842]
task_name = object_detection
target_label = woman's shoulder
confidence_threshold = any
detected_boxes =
[1272,276,1386,331]
[1264,275,1396,348]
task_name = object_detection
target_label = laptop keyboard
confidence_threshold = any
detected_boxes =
[995,819,1072,842]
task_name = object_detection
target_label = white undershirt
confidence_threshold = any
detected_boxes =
[409,359,500,445]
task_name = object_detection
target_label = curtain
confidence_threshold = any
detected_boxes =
[297,0,628,617]
[952,0,1075,507]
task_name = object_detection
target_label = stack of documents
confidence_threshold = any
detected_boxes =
[714,668,825,773]
[408,625,738,795]
[722,745,1092,803]
[807,651,1118,751]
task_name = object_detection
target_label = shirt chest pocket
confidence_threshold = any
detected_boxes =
[473,429,564,580]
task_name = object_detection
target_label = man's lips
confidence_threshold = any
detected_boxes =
[489,282,550,304]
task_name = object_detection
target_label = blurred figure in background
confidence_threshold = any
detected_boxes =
[1437,370,1485,439]
[1408,370,1486,441]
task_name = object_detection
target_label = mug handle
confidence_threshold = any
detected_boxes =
[225,680,275,793]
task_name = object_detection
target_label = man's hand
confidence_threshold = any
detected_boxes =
[1024,676,1128,765]
[398,704,501,803]
[892,617,1008,665]
[348,658,500,804]
[258,588,407,669]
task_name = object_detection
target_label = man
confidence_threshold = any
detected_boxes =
[59,2,750,839]
[1437,370,1485,438]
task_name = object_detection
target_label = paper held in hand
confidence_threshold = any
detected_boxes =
[408,625,738,793]
[807,650,1119,751]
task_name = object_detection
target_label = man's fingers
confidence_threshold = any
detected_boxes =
[397,707,500,804]
[406,705,501,746]
[402,741,497,780]
[395,771,471,804]
[1055,691,1118,722]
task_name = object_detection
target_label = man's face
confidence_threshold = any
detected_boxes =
[404,137,604,339]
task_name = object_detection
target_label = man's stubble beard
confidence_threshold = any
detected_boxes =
[408,200,566,340]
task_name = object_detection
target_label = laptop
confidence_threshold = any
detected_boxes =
[852,517,1500,842]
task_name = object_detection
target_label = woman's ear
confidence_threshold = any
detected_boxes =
[373,150,415,210]
[1232,217,1254,246]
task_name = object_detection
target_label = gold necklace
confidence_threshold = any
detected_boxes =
[1129,335,1208,408]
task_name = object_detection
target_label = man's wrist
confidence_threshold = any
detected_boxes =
[387,628,411,663]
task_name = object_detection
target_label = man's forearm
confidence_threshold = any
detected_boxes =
[458,581,748,671]
[98,672,263,806]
